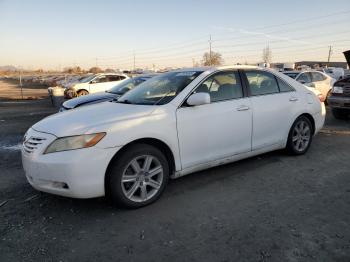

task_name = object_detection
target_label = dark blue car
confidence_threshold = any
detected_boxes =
[59,74,157,112]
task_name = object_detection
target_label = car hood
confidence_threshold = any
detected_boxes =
[32,101,156,137]
[62,91,116,109]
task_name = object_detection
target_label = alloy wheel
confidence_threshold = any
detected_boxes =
[292,120,311,152]
[121,155,163,203]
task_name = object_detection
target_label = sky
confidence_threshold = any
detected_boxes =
[0,0,349,70]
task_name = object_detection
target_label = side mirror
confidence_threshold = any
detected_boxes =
[187,92,210,106]
[90,80,97,84]
[297,79,306,85]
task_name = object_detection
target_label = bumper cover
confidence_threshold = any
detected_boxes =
[21,128,120,198]
[328,95,350,109]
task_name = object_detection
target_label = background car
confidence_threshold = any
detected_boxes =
[64,73,129,98]
[327,76,350,119]
[59,74,157,112]
[283,70,336,101]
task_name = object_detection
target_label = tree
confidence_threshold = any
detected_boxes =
[104,68,115,73]
[201,51,223,66]
[89,67,103,74]
[262,45,272,64]
[63,66,82,74]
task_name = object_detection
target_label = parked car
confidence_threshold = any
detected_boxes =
[64,73,129,98]
[59,74,157,112]
[327,76,350,119]
[283,70,336,101]
[22,66,325,208]
[319,67,345,80]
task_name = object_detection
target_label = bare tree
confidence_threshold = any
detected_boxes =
[202,51,223,66]
[89,67,103,74]
[262,45,272,64]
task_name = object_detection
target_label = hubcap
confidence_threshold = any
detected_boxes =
[292,120,311,152]
[121,155,163,202]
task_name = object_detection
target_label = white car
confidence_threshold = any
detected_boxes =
[65,73,129,97]
[22,66,325,208]
[283,70,336,99]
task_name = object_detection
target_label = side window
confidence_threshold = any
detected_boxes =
[276,77,295,92]
[311,72,326,82]
[195,71,243,102]
[245,70,279,96]
[94,76,107,83]
[297,73,312,83]
[108,75,121,82]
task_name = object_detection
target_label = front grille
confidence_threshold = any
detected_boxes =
[23,137,47,154]
[343,86,350,97]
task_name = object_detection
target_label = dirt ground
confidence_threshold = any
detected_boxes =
[0,87,350,261]
[0,79,49,101]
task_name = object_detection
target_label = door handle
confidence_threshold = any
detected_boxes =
[236,105,250,111]
[289,97,298,102]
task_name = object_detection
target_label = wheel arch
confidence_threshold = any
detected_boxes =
[104,137,176,195]
[77,89,89,95]
[295,113,316,135]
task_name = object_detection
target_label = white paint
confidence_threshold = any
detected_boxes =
[22,66,325,199]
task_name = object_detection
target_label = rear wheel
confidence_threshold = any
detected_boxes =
[77,89,89,96]
[108,144,169,208]
[286,116,313,155]
[332,108,349,120]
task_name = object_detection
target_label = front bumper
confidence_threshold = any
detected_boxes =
[21,128,120,198]
[328,95,350,109]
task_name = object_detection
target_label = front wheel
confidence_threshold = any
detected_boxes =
[286,116,313,155]
[108,144,169,208]
[77,89,89,96]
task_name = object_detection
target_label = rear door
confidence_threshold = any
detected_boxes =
[242,70,300,150]
[107,75,127,90]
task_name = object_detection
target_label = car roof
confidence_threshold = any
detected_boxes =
[283,71,300,74]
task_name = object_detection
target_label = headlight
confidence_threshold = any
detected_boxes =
[332,86,343,94]
[44,133,106,154]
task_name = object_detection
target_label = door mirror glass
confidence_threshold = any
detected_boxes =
[187,92,210,106]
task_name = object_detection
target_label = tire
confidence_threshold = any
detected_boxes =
[332,108,349,120]
[77,89,89,96]
[286,116,313,155]
[107,144,169,208]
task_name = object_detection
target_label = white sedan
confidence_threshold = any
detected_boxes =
[283,70,336,100]
[22,66,325,208]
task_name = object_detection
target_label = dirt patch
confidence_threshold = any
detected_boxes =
[0,79,49,101]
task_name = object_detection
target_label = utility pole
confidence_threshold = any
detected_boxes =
[327,46,332,67]
[209,35,212,66]
[133,51,136,72]
[95,57,98,67]
[19,69,23,100]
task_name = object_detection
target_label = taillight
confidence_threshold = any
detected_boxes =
[318,94,325,102]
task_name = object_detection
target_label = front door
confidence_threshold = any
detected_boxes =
[176,70,252,169]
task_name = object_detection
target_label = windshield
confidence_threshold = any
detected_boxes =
[117,71,203,105]
[108,77,149,95]
[283,72,299,79]
[80,75,95,83]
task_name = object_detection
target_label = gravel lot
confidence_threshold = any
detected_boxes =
[1,96,350,262]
